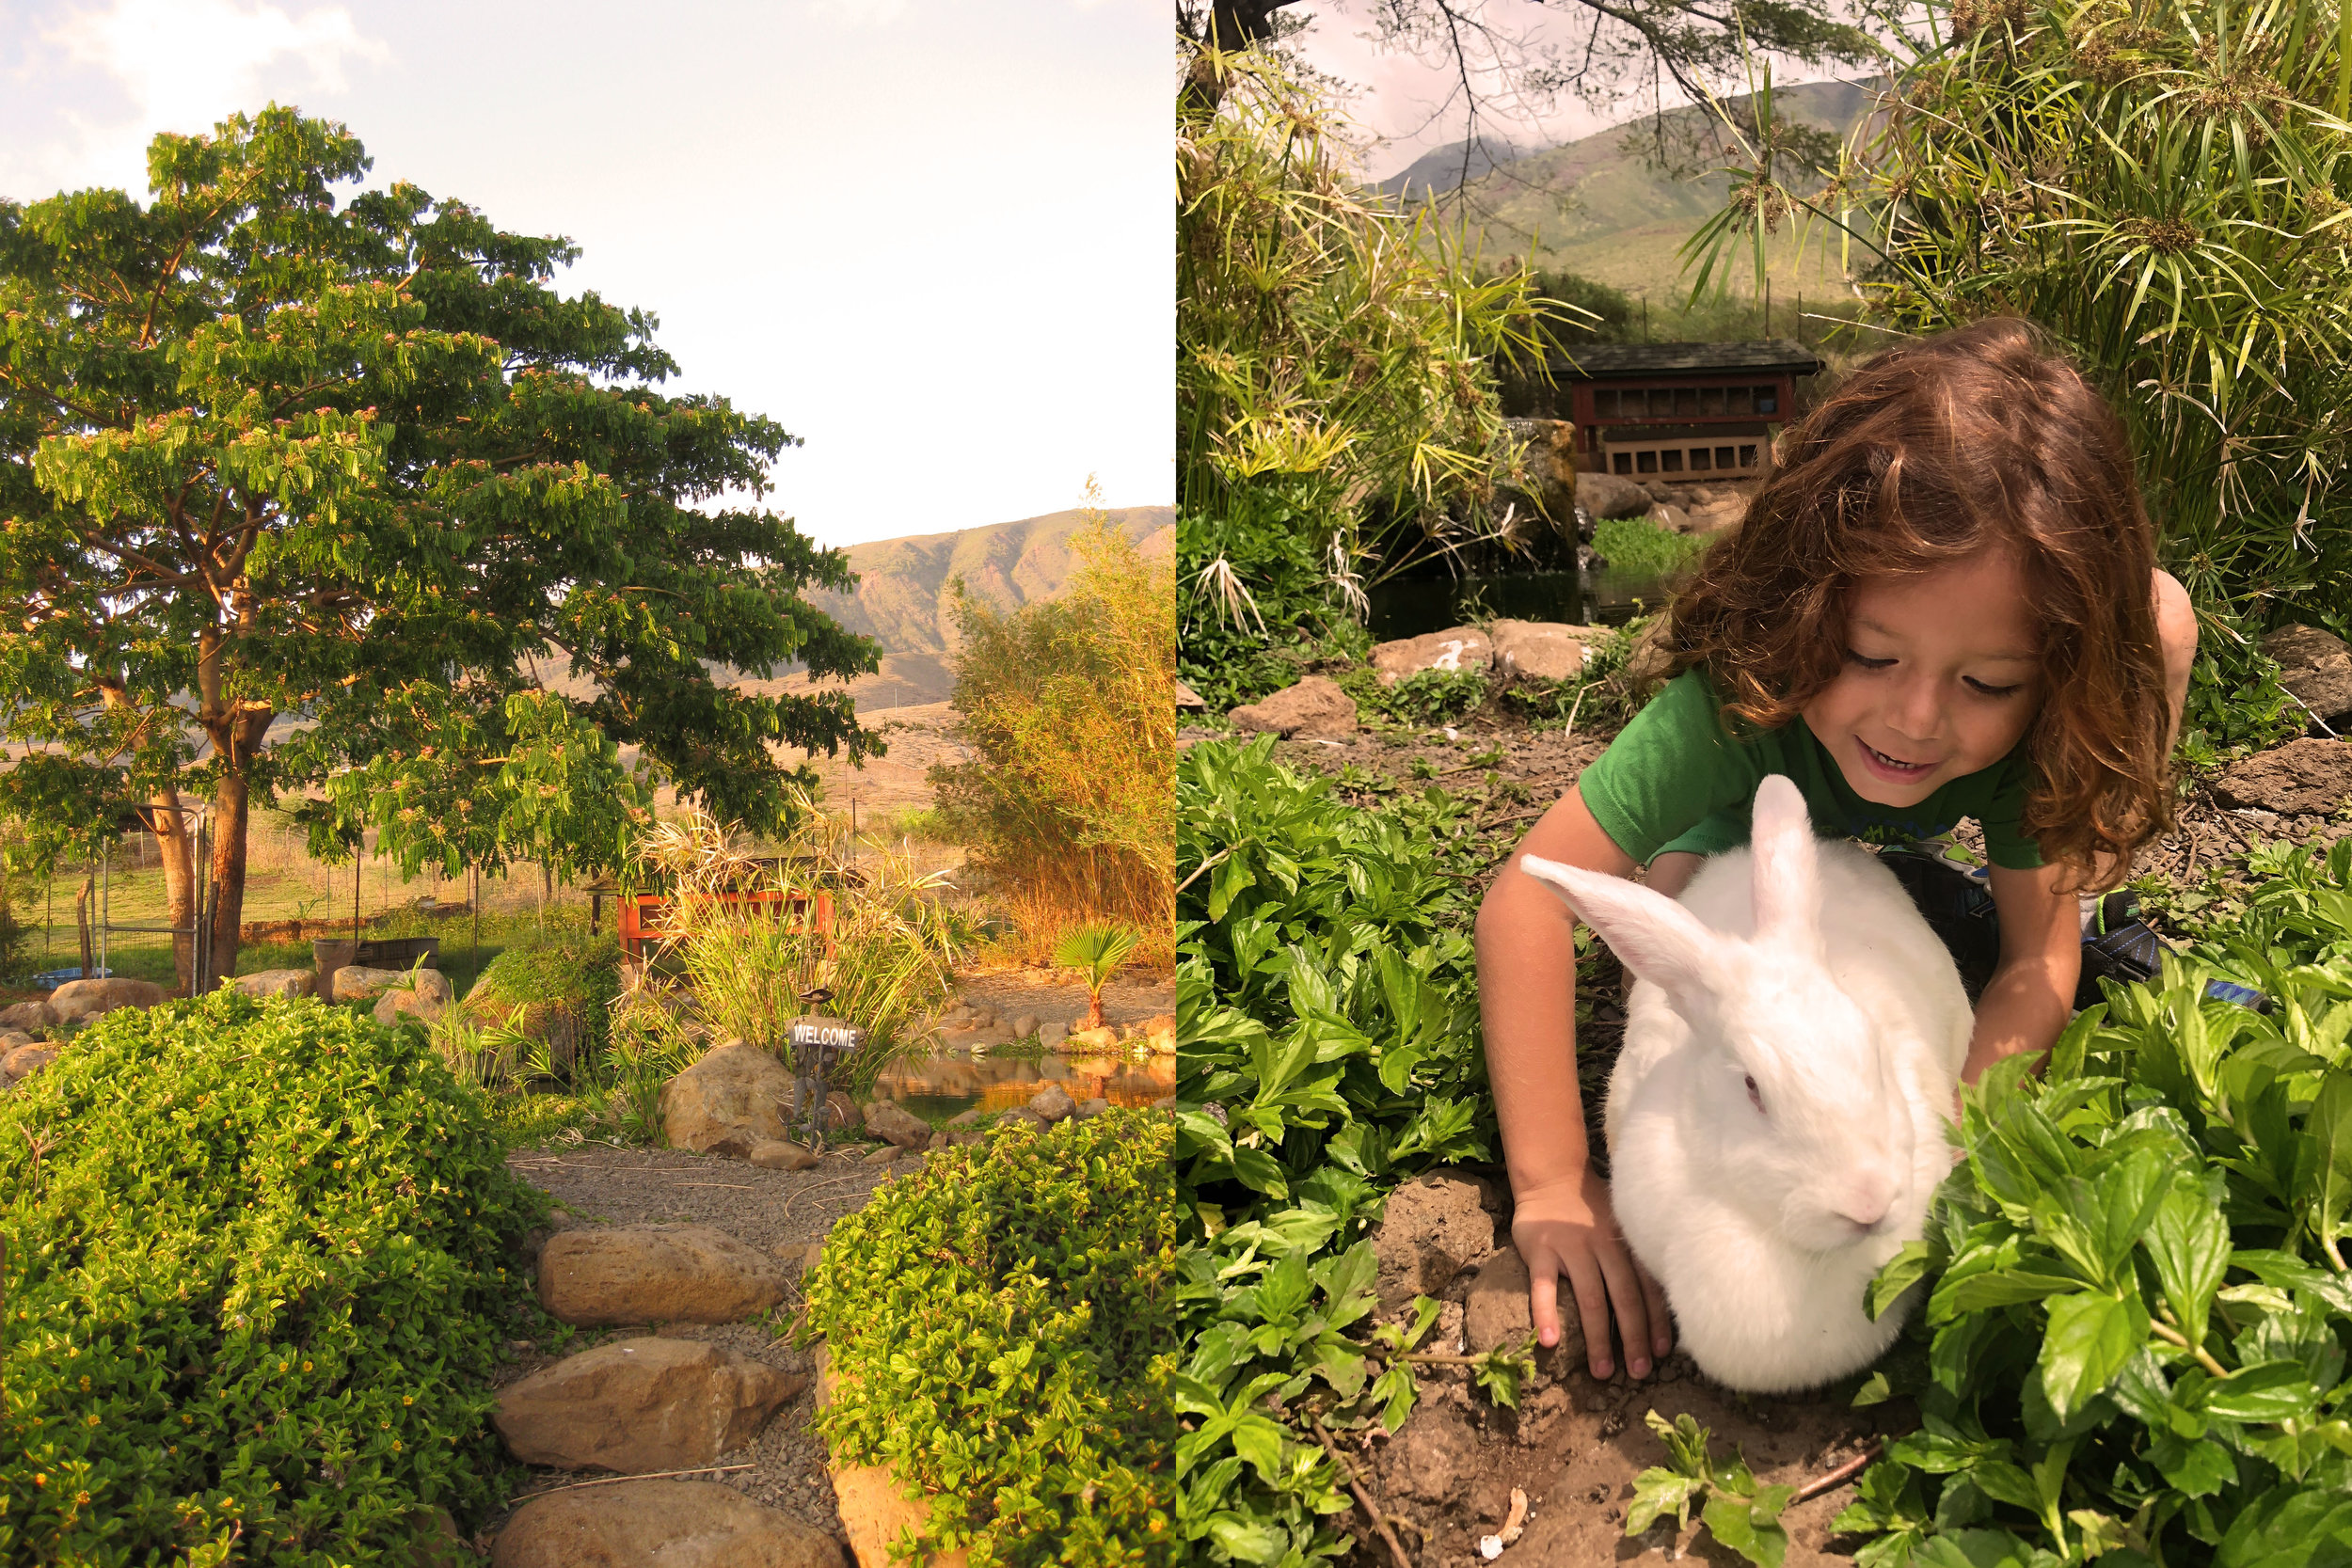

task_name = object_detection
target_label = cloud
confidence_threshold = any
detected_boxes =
[1,0,388,198]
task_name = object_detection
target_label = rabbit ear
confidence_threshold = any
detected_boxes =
[1748,775,1824,963]
[1518,854,1727,1006]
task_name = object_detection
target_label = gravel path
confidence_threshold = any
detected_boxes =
[476,1137,913,1556]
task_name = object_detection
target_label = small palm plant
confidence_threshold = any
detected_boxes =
[1055,923,1139,1030]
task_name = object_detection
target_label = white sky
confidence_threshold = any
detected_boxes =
[0,0,1171,548]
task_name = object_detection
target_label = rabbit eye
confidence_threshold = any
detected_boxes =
[1744,1074,1765,1114]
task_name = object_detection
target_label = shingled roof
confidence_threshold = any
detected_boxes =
[1550,340,1823,378]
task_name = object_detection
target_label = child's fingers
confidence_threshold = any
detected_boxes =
[1594,1244,1655,1380]
[1527,1252,1564,1349]
[1635,1259,1673,1359]
[1557,1246,1619,1381]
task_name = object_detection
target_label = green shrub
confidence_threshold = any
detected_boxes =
[1591,512,1707,578]
[459,934,624,1079]
[1335,667,1490,728]
[799,1113,1180,1565]
[0,990,551,1563]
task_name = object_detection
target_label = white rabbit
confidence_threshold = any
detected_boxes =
[1517,774,1970,1393]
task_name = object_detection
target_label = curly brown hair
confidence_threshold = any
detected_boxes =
[1666,316,2172,888]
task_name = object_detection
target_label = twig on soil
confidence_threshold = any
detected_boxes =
[675,1183,755,1190]
[776,1172,874,1224]
[510,1463,754,1501]
[1477,805,1550,834]
[1310,1416,1413,1568]
[1792,1441,1885,1503]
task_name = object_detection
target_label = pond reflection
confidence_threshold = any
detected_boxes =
[872,1049,1174,1121]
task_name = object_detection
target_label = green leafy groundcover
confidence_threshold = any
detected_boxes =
[797,1110,1181,1566]
[1,990,553,1565]
[1821,837,2352,1568]
[1174,737,1524,1565]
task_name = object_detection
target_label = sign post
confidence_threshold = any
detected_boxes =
[786,1013,867,1150]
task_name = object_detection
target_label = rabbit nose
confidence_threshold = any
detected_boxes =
[1836,1177,1895,1229]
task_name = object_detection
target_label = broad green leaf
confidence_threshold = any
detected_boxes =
[1705,1489,1791,1568]
[2038,1291,2148,1425]
[1625,1468,1707,1535]
[2144,1180,2232,1351]
[1871,1240,1937,1321]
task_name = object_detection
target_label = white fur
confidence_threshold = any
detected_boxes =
[1518,775,1970,1392]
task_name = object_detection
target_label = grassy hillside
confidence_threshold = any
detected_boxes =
[1401,80,1880,311]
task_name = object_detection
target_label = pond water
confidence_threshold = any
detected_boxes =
[1365,563,1671,642]
[871,1048,1174,1122]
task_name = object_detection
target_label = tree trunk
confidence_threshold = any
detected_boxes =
[151,788,197,995]
[207,770,255,983]
[75,873,94,978]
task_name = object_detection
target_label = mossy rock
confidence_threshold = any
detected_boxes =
[461,936,624,1074]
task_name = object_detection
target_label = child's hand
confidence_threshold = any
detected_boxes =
[1511,1165,1673,1381]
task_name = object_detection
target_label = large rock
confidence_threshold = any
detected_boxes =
[1647,502,1692,535]
[1373,1169,1499,1309]
[0,999,56,1030]
[1370,626,1491,687]
[329,966,417,1004]
[2213,738,2352,817]
[1576,467,1654,520]
[536,1223,789,1326]
[491,1480,845,1568]
[2263,623,2352,723]
[493,1337,804,1472]
[862,1100,933,1150]
[660,1040,795,1156]
[2,1043,58,1088]
[1487,620,1608,684]
[224,969,316,1002]
[1141,1012,1177,1054]
[1502,418,1580,534]
[749,1138,820,1172]
[1026,1085,1077,1124]
[1174,678,1207,712]
[373,968,455,1028]
[49,976,166,1021]
[1229,676,1358,739]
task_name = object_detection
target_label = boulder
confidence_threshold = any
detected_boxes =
[1141,1012,1177,1054]
[224,969,316,1002]
[1370,626,1491,687]
[1646,502,1692,535]
[660,1040,795,1156]
[536,1223,788,1326]
[491,1480,846,1568]
[0,1030,29,1049]
[2262,623,2352,723]
[2212,738,2352,817]
[748,1138,820,1172]
[939,1018,1014,1051]
[493,1337,804,1472]
[1373,1169,1499,1309]
[1502,418,1580,532]
[2,1043,58,1088]
[49,976,166,1021]
[1027,1085,1077,1123]
[373,968,456,1029]
[862,1100,933,1150]
[1487,620,1608,684]
[1064,1024,1120,1053]
[1229,676,1358,740]
[814,1344,969,1568]
[1075,1097,1112,1120]
[0,1000,56,1030]
[1038,1020,1067,1048]
[945,1107,984,1132]
[329,966,415,1004]
[861,1143,900,1165]
[1174,678,1207,713]
[1010,1012,1040,1039]
[1575,467,1653,520]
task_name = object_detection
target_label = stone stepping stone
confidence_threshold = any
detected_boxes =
[494,1337,807,1473]
[492,1479,845,1567]
[537,1224,788,1327]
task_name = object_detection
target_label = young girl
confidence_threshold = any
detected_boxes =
[1478,317,2200,1384]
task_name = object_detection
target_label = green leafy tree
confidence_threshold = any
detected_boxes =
[0,108,881,983]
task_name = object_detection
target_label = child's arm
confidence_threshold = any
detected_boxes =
[1474,784,1674,1382]
[1963,860,2082,1084]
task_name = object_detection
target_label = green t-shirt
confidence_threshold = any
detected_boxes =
[1579,668,2044,869]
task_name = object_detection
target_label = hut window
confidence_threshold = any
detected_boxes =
[1690,448,1711,470]
[1715,446,1736,468]
[1674,387,1699,415]
[1755,386,1778,415]
[1637,450,1659,473]
[1701,387,1725,415]
[1739,444,1759,467]
[1726,386,1754,414]
[1613,451,1634,474]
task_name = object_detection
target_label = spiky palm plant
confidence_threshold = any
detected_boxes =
[1053,923,1140,1030]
